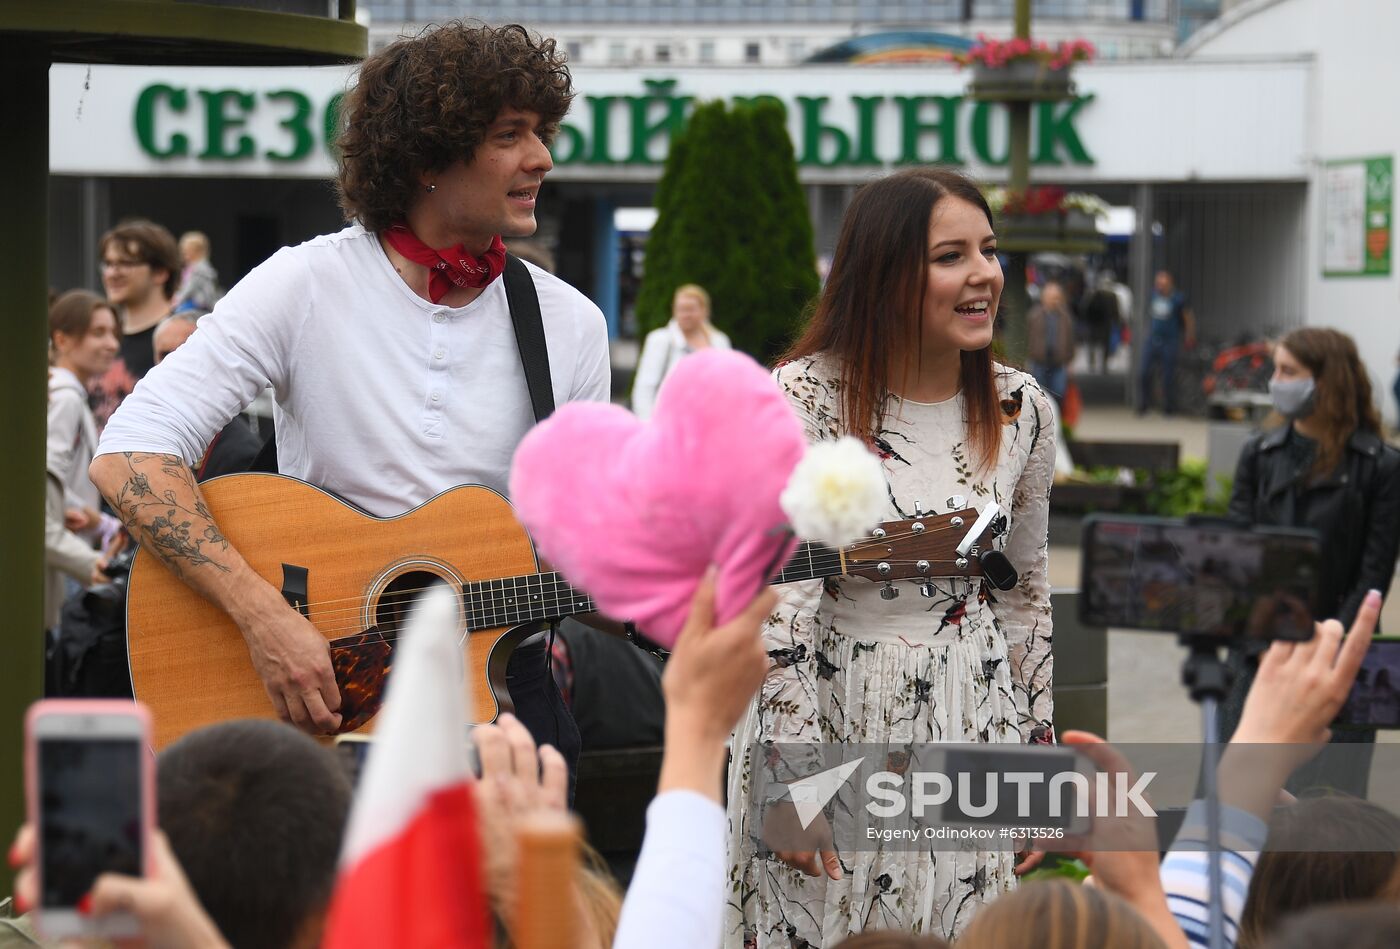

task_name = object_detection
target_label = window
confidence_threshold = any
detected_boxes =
[566,41,582,62]
[698,40,716,63]
[744,41,761,64]
[656,44,671,63]
[608,41,626,63]
[787,40,806,62]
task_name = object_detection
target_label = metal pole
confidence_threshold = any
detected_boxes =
[0,41,49,894]
[1001,0,1034,366]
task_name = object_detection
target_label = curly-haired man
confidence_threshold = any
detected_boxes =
[91,23,610,775]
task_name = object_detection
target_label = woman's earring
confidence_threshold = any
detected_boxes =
[426,183,437,193]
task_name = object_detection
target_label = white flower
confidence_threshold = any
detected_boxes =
[780,437,888,548]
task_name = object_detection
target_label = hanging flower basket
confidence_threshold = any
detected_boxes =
[968,59,1074,101]
[984,187,1107,254]
[995,211,1104,253]
[953,36,1094,103]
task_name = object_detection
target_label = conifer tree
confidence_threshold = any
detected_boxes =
[634,99,818,364]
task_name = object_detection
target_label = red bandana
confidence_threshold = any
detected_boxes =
[383,224,507,303]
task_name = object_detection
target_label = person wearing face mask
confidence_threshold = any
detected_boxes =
[630,283,731,419]
[1218,327,1400,787]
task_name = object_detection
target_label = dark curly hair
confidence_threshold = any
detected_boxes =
[336,21,573,233]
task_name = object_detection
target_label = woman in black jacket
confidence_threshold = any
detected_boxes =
[1222,327,1400,790]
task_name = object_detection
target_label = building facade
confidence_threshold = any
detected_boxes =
[363,0,1197,64]
[45,0,1397,419]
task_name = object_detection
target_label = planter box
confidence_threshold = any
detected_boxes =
[995,208,1105,254]
[967,59,1075,102]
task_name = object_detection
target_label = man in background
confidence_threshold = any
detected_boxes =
[91,219,180,426]
[1138,269,1196,415]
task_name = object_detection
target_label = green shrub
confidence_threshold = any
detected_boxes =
[634,99,819,364]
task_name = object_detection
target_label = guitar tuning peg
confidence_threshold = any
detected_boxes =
[913,499,925,517]
[880,582,899,601]
[920,582,936,598]
[947,494,967,510]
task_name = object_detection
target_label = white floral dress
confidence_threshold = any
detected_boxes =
[724,356,1056,946]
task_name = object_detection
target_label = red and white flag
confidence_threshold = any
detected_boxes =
[322,585,490,948]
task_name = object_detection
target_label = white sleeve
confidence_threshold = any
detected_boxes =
[46,389,85,481]
[630,330,669,420]
[46,476,100,581]
[96,248,308,464]
[564,296,612,406]
[612,790,725,949]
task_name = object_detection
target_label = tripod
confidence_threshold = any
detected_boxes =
[1179,640,1234,949]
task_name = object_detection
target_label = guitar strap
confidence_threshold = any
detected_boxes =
[503,254,555,423]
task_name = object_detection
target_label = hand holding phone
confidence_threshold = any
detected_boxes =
[23,700,154,940]
[9,824,229,949]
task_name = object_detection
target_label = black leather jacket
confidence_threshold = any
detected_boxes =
[1229,425,1400,626]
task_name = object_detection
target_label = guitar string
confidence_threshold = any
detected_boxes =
[243,547,987,636]
[239,539,996,639]
[303,558,993,642]
[271,521,961,614]
[189,519,983,622]
[319,556,998,653]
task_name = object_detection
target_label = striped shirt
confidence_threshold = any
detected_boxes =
[1160,799,1269,948]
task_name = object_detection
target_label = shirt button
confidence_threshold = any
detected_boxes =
[434,348,446,360]
[430,391,442,403]
[434,313,446,323]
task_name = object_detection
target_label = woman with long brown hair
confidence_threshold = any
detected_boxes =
[724,168,1055,944]
[1223,327,1400,787]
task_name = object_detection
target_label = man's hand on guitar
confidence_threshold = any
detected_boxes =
[91,452,346,736]
[239,594,343,735]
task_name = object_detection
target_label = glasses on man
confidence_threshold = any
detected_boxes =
[100,258,150,273]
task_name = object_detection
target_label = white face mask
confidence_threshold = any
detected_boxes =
[1269,377,1316,420]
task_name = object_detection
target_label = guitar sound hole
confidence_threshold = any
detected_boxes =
[375,570,450,641]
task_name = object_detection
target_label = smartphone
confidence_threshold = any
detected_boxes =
[25,700,154,940]
[333,733,373,788]
[935,745,1096,837]
[1080,515,1321,641]
[1336,639,1400,729]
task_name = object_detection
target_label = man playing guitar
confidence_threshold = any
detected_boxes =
[91,24,610,769]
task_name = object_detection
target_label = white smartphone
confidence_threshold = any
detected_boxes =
[25,699,154,940]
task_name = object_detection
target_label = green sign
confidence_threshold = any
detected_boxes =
[551,80,1095,168]
[1322,156,1392,277]
[132,78,1095,170]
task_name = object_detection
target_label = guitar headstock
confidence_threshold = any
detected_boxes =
[843,508,992,582]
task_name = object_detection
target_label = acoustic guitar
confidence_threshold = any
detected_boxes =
[126,473,999,749]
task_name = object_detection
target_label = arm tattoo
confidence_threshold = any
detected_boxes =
[110,452,230,579]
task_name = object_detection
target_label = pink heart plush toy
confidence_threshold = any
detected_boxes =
[509,348,806,649]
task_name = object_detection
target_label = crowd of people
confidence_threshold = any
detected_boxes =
[19,17,1400,949]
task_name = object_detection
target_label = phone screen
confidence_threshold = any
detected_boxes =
[1081,518,1320,640]
[38,736,143,908]
[1337,642,1400,729]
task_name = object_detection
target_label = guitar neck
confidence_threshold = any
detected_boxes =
[462,541,843,631]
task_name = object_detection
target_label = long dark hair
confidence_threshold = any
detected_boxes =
[1274,327,1380,478]
[781,167,1003,472]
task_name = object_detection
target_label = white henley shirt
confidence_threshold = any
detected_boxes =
[97,225,611,516]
